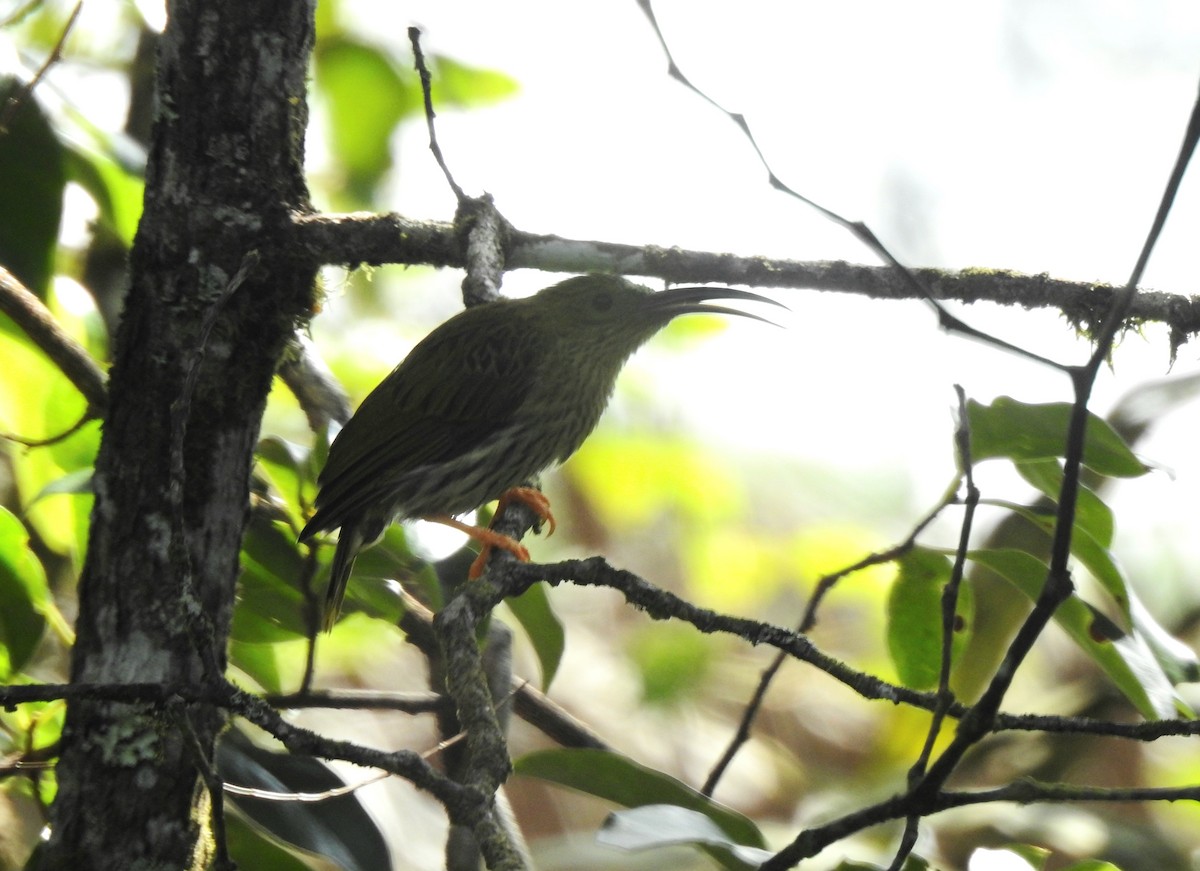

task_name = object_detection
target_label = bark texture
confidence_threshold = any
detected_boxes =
[40,2,316,867]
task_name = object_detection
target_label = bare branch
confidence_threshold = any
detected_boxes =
[277,332,352,431]
[288,212,1200,347]
[0,266,108,414]
[702,490,956,798]
[0,1,82,133]
[408,27,466,204]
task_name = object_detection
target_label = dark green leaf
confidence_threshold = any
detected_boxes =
[225,811,311,871]
[235,515,311,642]
[514,748,765,850]
[256,435,311,517]
[218,729,390,871]
[0,507,49,677]
[965,549,1179,718]
[243,512,306,584]
[886,548,972,690]
[966,397,1146,477]
[257,434,310,473]
[228,640,285,694]
[1015,459,1114,547]
[0,78,64,297]
[985,499,1129,621]
[338,524,422,622]
[504,581,564,689]
[314,38,419,200]
[433,55,519,107]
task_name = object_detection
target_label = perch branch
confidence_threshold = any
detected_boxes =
[286,212,1200,349]
[0,266,108,414]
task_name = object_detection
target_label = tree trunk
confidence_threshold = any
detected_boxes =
[39,2,316,867]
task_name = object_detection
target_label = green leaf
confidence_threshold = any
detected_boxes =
[0,326,98,563]
[218,729,390,871]
[314,37,420,200]
[243,512,306,585]
[0,507,49,678]
[234,513,313,643]
[241,483,418,641]
[337,524,423,621]
[0,78,65,297]
[228,640,285,694]
[629,623,714,705]
[514,748,765,850]
[432,55,519,107]
[255,435,312,520]
[985,499,1129,621]
[504,581,564,689]
[831,859,929,871]
[886,548,972,690]
[598,805,772,870]
[1015,459,1114,547]
[225,812,311,871]
[1127,587,1200,686]
[966,397,1146,477]
[62,138,144,244]
[964,549,1180,718]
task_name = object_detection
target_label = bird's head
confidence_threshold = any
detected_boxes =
[523,274,785,357]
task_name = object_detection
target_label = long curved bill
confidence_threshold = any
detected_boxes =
[642,285,788,326]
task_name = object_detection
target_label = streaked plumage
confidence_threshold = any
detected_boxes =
[299,274,782,629]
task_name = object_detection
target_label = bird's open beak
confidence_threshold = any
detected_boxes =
[644,286,788,326]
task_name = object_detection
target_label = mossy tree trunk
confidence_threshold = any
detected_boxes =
[39,1,317,866]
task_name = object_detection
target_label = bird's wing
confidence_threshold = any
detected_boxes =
[304,305,544,531]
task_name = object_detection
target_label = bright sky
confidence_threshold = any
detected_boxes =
[323,1,1200,597]
[30,2,1200,860]
[46,0,1200,603]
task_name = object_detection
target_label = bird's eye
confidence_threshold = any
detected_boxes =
[591,291,614,313]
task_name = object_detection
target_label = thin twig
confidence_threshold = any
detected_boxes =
[265,689,445,713]
[289,212,1200,346]
[1,408,93,447]
[635,0,1070,373]
[178,705,235,871]
[889,386,979,871]
[910,78,1200,812]
[0,266,108,414]
[764,775,1200,870]
[224,769,390,802]
[0,0,82,133]
[408,27,465,203]
[701,491,954,798]
[297,545,321,694]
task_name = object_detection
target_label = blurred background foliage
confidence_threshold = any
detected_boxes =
[2,2,1200,870]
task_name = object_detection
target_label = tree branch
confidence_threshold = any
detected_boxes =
[0,266,108,414]
[286,212,1200,347]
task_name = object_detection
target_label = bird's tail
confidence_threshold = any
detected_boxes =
[323,525,363,632]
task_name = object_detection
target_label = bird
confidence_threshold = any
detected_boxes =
[298,274,784,630]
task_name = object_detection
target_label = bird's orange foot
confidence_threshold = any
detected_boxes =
[423,514,532,580]
[424,489,556,579]
[496,486,557,537]
[467,486,558,578]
